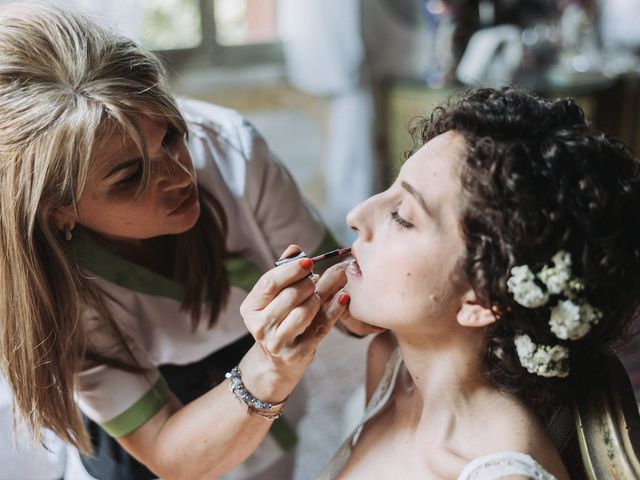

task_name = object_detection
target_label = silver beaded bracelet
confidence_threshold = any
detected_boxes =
[225,366,286,420]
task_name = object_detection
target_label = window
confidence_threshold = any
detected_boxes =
[141,0,202,50]
[141,0,282,67]
[214,0,278,46]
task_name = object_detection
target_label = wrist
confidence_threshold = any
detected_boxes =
[225,366,286,419]
[238,345,300,404]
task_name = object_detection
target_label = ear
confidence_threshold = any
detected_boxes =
[50,206,76,233]
[456,289,497,328]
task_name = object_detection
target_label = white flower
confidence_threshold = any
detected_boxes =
[514,334,569,378]
[549,299,601,340]
[538,265,570,295]
[548,345,569,362]
[509,265,535,284]
[533,348,552,366]
[537,250,572,295]
[515,334,536,359]
[549,299,581,339]
[507,266,549,308]
[552,250,571,269]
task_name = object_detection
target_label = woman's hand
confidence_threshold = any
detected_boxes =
[239,245,349,401]
[320,260,385,338]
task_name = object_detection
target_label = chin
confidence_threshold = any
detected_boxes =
[172,203,201,234]
[348,301,384,329]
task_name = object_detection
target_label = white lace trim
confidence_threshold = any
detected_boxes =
[459,451,557,479]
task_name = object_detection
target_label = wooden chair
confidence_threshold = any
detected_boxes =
[548,353,640,479]
[574,353,640,479]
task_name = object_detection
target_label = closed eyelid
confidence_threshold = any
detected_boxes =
[102,158,140,180]
[391,209,413,228]
[113,161,142,184]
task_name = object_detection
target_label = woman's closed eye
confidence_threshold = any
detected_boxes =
[116,161,143,187]
[162,125,181,151]
[391,209,413,229]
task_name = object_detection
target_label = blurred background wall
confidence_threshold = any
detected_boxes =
[2,1,640,479]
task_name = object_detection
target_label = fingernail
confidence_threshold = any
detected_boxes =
[299,258,314,270]
[338,292,350,306]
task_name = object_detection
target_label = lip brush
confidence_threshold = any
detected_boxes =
[274,247,352,267]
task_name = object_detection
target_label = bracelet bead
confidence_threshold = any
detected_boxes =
[225,366,286,420]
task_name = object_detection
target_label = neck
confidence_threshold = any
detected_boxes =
[392,323,499,439]
[99,232,177,277]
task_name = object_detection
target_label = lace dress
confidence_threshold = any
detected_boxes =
[316,348,557,480]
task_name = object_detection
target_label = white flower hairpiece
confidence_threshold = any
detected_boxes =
[507,250,603,378]
[514,334,569,378]
[537,251,572,295]
[507,250,602,341]
[506,265,549,308]
[549,299,603,341]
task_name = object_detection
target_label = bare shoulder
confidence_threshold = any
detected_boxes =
[365,331,398,402]
[473,397,570,480]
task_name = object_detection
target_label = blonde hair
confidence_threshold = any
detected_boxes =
[0,3,228,451]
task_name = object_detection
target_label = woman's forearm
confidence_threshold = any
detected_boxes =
[122,261,348,478]
[155,386,274,478]
[119,345,297,479]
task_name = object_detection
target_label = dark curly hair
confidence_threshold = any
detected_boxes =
[410,87,640,411]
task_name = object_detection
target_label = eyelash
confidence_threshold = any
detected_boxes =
[113,126,182,191]
[162,125,181,150]
[391,209,413,229]
[117,162,143,187]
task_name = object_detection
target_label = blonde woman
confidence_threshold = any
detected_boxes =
[0,3,365,479]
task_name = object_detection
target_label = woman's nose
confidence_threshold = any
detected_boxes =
[346,195,376,239]
[158,154,193,191]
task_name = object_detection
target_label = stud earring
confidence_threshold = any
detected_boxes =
[63,224,73,241]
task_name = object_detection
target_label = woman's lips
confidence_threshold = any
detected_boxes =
[346,259,362,277]
[169,185,197,215]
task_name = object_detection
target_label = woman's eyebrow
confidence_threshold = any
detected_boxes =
[102,158,141,180]
[401,180,433,216]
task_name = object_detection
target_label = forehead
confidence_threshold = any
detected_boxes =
[91,114,166,174]
[401,130,466,199]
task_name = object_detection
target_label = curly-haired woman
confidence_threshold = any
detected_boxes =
[317,87,640,479]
